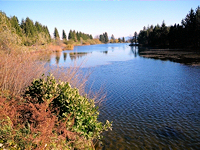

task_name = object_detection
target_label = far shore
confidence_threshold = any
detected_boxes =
[139,48,200,66]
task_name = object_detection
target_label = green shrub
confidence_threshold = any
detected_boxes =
[25,74,112,140]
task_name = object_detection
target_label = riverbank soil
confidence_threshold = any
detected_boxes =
[139,49,200,66]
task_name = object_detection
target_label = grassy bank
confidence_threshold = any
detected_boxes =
[0,73,112,150]
[139,48,200,66]
[25,38,102,54]
[0,47,112,149]
[0,21,111,150]
[0,11,112,149]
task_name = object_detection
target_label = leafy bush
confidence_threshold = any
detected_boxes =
[25,74,112,140]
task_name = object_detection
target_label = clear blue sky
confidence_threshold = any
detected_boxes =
[0,0,199,38]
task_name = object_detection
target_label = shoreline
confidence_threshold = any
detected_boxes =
[139,48,200,66]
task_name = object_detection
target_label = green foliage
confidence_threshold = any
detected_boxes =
[68,29,73,40]
[122,37,125,43]
[35,21,42,33]
[0,12,51,47]
[68,30,93,42]
[118,38,122,43]
[138,21,169,48]
[104,32,109,43]
[54,27,60,39]
[25,74,112,140]
[99,32,109,43]
[0,98,77,149]
[68,30,77,41]
[10,16,23,37]
[111,34,115,40]
[138,6,200,49]
[62,29,67,40]
[23,17,36,38]
[110,34,125,43]
[89,34,93,39]
[0,117,36,149]
[0,11,22,51]
[99,34,105,43]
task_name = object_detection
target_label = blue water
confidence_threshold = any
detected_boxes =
[49,43,200,149]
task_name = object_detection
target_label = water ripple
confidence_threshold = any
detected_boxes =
[91,58,200,149]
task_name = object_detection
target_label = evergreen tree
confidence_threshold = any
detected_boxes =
[35,21,43,33]
[182,8,197,47]
[20,18,25,31]
[54,27,60,39]
[137,6,200,49]
[43,26,51,42]
[1,12,52,46]
[24,17,36,37]
[99,34,105,43]
[72,30,77,42]
[76,31,80,41]
[79,32,83,40]
[104,32,109,43]
[195,6,200,48]
[70,30,76,41]
[111,34,115,40]
[134,32,137,43]
[68,30,72,40]
[10,16,23,36]
[122,37,125,43]
[62,29,67,40]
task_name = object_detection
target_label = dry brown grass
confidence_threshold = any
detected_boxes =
[0,45,106,149]
[0,46,100,101]
[0,40,105,106]
[0,96,92,149]
[47,43,63,52]
[0,51,48,97]
[0,51,90,98]
[0,97,58,149]
[51,61,90,96]
[65,44,74,50]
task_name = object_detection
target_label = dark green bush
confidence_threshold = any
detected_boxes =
[25,74,112,140]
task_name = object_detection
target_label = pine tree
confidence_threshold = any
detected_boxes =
[134,32,137,43]
[122,37,125,43]
[73,30,77,41]
[43,26,51,42]
[20,18,25,31]
[10,16,23,36]
[99,34,105,43]
[104,32,109,43]
[118,38,121,43]
[68,30,72,40]
[35,21,43,33]
[24,17,36,37]
[76,31,80,41]
[111,34,115,40]
[62,29,67,40]
[54,27,60,39]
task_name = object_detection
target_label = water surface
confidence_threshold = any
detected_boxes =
[49,43,200,149]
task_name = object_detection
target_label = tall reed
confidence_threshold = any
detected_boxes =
[0,51,47,96]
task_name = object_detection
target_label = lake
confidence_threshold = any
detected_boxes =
[49,43,200,149]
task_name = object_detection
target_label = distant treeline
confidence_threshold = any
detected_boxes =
[110,34,125,43]
[67,29,93,42]
[0,11,51,46]
[99,32,126,43]
[99,32,109,43]
[0,11,99,47]
[138,6,200,49]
